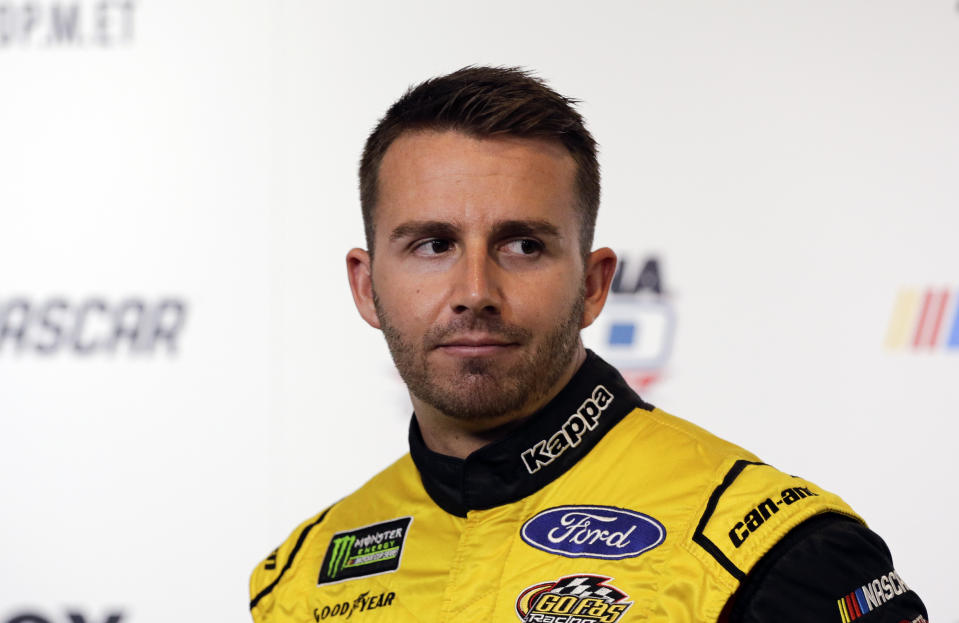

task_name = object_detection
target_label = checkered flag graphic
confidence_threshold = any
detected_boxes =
[549,576,626,602]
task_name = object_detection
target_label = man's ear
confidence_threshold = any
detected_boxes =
[346,248,381,329]
[581,247,617,329]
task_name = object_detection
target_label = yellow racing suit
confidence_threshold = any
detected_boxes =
[250,352,926,623]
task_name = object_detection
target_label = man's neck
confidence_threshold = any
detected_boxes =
[411,346,587,459]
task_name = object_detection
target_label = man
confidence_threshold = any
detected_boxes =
[250,67,926,623]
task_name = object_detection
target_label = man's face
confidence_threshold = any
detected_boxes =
[350,130,600,422]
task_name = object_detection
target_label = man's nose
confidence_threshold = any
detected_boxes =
[450,247,501,315]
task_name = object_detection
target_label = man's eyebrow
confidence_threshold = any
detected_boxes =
[389,220,460,242]
[490,220,561,239]
[387,219,562,243]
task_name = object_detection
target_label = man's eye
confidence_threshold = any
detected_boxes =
[503,239,543,255]
[413,239,452,255]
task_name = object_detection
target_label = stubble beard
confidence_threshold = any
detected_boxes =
[374,287,585,422]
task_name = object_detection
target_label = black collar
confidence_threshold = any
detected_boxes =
[408,351,654,517]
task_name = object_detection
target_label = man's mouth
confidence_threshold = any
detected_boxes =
[435,335,519,356]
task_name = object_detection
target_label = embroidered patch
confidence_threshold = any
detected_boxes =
[520,385,614,474]
[836,569,911,622]
[515,574,632,623]
[317,517,412,585]
[521,505,665,559]
[728,486,819,548]
[313,590,397,620]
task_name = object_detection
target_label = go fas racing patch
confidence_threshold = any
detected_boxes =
[317,517,412,585]
[515,574,632,623]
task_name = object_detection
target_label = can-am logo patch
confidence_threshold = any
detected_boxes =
[521,505,665,559]
[317,517,412,585]
[515,574,632,623]
[521,385,614,474]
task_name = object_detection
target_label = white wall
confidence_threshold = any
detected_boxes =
[2,2,956,622]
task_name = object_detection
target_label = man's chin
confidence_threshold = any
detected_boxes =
[440,367,508,396]
[414,371,528,422]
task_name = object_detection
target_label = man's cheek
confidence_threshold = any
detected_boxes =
[517,291,574,322]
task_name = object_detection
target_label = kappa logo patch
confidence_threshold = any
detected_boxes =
[515,574,632,623]
[521,385,614,474]
[317,517,412,585]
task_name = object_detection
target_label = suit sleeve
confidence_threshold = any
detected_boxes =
[249,507,332,622]
[727,513,927,623]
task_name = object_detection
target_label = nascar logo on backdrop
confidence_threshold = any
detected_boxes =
[0,296,188,356]
[884,287,959,352]
[584,254,675,391]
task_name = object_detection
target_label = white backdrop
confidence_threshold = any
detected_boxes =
[2,2,957,622]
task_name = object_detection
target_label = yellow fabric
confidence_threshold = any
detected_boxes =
[250,407,861,622]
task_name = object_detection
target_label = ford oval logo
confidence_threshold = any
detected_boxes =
[521,505,665,559]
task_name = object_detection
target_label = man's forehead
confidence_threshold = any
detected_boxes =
[374,129,579,230]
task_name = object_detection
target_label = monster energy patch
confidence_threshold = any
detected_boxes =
[317,517,413,585]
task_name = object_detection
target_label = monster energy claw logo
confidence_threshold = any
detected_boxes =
[327,535,356,579]
[317,517,412,585]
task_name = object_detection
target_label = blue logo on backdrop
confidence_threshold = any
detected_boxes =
[520,505,666,559]
[585,255,675,392]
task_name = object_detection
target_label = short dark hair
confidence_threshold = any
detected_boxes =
[359,66,600,259]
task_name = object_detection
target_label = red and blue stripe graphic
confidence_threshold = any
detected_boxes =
[837,587,872,622]
[885,287,959,351]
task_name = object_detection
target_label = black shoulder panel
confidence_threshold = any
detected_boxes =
[692,459,766,581]
[728,513,927,623]
[250,506,331,610]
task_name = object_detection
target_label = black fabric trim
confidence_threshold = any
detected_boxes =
[728,513,855,621]
[408,350,654,516]
[692,459,766,581]
[727,513,928,623]
[249,506,331,610]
